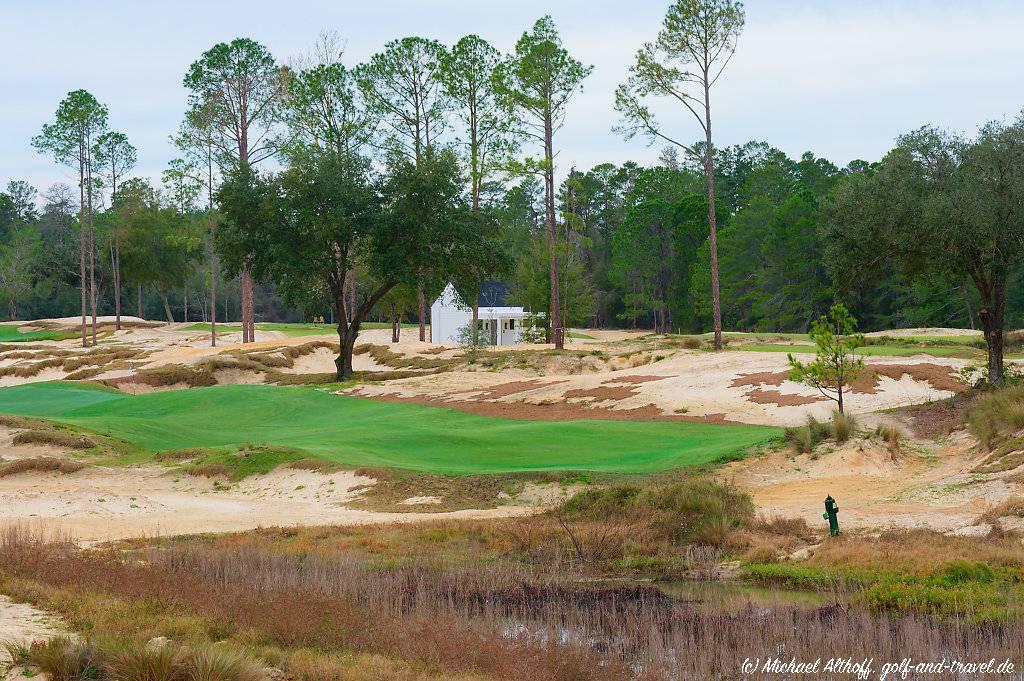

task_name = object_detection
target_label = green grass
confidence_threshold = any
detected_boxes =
[743,560,1023,623]
[0,382,780,475]
[732,343,979,358]
[0,324,72,342]
[184,322,422,337]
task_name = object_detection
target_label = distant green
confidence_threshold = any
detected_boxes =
[0,324,71,342]
[184,322,421,337]
[732,343,979,358]
[0,382,780,475]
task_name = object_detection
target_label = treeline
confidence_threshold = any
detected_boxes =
[8,136,1022,336]
[4,0,1023,383]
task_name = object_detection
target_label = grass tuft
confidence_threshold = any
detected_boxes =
[12,429,95,450]
[0,456,85,477]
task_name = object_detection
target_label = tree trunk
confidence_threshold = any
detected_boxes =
[183,285,189,323]
[86,147,98,346]
[544,110,562,350]
[417,278,426,342]
[241,269,253,343]
[210,233,218,347]
[837,381,845,414]
[391,315,400,343]
[78,157,88,347]
[472,299,479,343]
[113,237,121,331]
[704,79,723,350]
[137,284,143,318]
[335,311,356,380]
[334,278,396,380]
[350,271,357,319]
[208,146,217,347]
[159,288,174,324]
[113,172,121,332]
[977,276,1006,387]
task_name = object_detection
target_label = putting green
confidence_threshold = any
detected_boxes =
[0,382,780,475]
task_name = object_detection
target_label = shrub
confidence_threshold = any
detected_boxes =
[184,644,266,681]
[561,478,754,547]
[0,456,86,477]
[455,321,488,364]
[12,429,95,450]
[874,423,903,450]
[30,637,101,681]
[830,410,857,443]
[785,414,831,453]
[966,384,1024,450]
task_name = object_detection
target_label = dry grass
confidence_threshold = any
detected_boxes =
[2,524,1021,679]
[11,429,95,450]
[806,528,1024,574]
[967,384,1024,450]
[347,468,549,512]
[355,343,457,371]
[978,497,1024,525]
[973,436,1024,473]
[0,456,85,477]
[0,346,147,380]
[874,423,903,451]
[286,458,341,473]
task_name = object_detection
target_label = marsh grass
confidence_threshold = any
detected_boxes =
[1,524,1022,680]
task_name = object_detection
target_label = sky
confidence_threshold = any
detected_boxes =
[3,0,1024,199]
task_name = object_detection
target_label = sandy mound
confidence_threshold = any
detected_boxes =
[722,437,1024,532]
[0,463,534,544]
[351,352,968,426]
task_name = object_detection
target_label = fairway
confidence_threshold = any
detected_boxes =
[0,382,780,475]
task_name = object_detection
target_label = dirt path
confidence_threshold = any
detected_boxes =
[0,594,64,654]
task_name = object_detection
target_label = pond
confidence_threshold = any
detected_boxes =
[658,579,834,612]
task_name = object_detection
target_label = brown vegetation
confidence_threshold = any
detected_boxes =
[355,391,732,423]
[0,456,86,477]
[601,375,668,385]
[11,429,95,450]
[743,388,824,406]
[563,386,639,401]
[472,379,562,399]
[2,514,1021,680]
[732,363,964,396]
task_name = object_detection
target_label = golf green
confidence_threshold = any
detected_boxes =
[0,324,70,342]
[0,382,780,475]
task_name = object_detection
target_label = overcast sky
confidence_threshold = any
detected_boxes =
[3,0,1023,197]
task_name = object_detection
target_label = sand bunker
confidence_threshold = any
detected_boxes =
[722,438,1023,532]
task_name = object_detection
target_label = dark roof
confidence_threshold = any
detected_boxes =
[477,281,510,307]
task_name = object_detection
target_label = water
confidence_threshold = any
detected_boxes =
[658,579,832,612]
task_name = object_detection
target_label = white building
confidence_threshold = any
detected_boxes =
[430,282,530,346]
